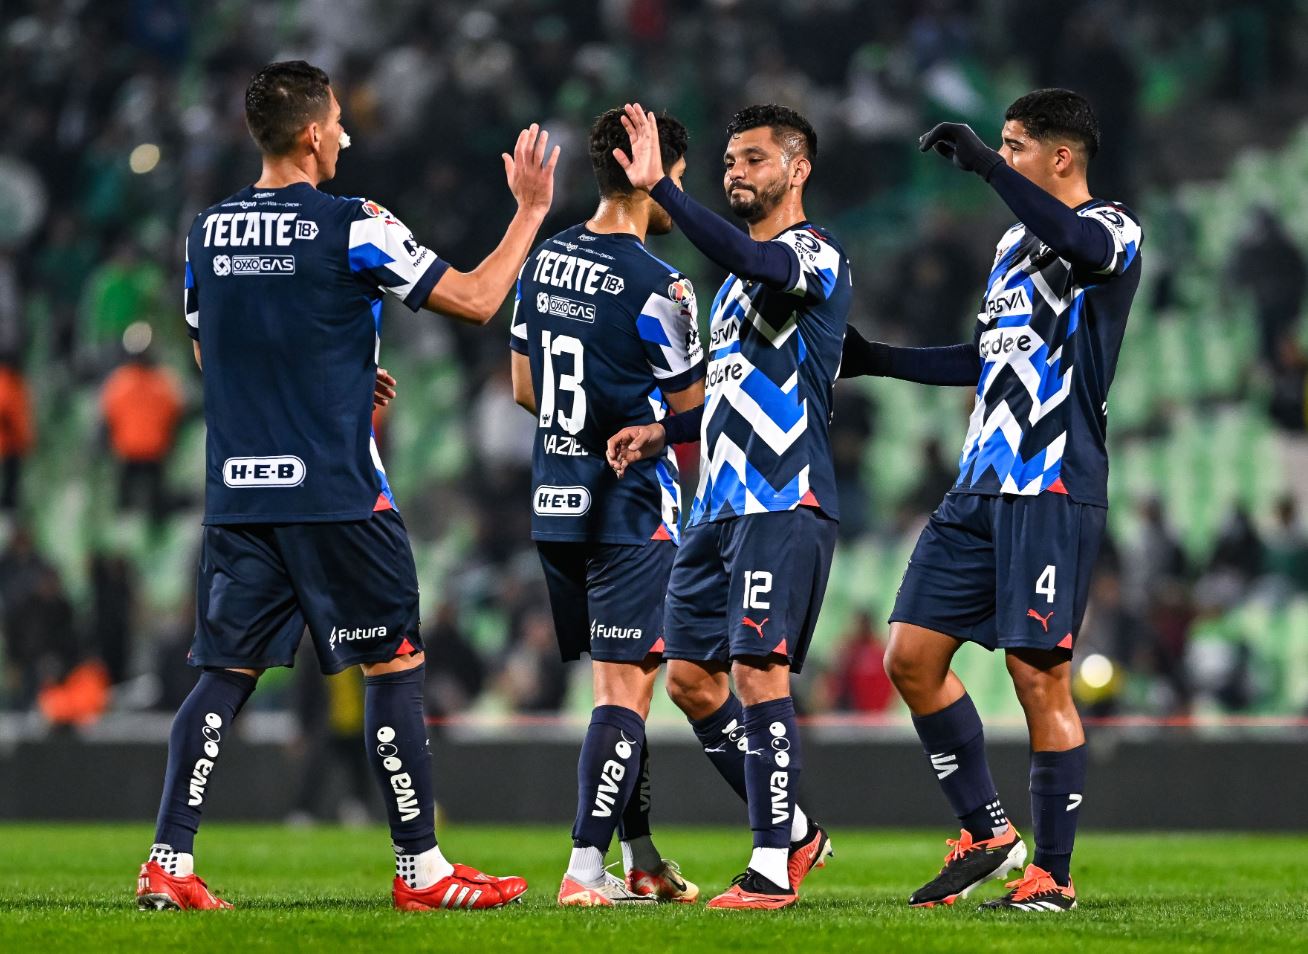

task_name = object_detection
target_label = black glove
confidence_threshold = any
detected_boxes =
[918,122,1003,180]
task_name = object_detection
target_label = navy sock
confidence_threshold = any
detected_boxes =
[911,693,1007,840]
[1030,745,1087,885]
[617,740,652,842]
[688,694,749,803]
[572,705,646,852]
[742,697,802,850]
[154,669,257,853]
[364,664,436,855]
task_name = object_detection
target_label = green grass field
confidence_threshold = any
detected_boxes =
[1,824,1304,952]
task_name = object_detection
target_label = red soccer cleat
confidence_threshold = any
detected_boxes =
[393,863,527,910]
[788,821,833,889]
[706,870,797,910]
[136,860,233,911]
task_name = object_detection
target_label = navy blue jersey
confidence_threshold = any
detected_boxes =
[510,224,705,545]
[691,222,851,525]
[184,184,447,524]
[956,201,1143,506]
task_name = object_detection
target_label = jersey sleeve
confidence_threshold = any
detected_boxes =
[509,262,528,355]
[1077,204,1143,279]
[347,199,450,311]
[636,275,705,394]
[769,228,844,303]
[184,233,199,340]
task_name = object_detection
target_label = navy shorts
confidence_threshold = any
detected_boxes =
[537,538,674,663]
[663,508,837,674]
[191,509,423,675]
[890,492,1107,655]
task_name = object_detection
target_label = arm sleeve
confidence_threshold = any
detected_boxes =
[839,326,978,386]
[348,199,450,311]
[637,275,706,394]
[184,233,199,341]
[986,164,1114,271]
[660,402,704,445]
[509,263,528,355]
[650,178,798,289]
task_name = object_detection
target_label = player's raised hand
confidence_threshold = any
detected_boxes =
[373,367,396,408]
[605,422,667,478]
[918,122,1003,179]
[503,123,561,216]
[612,102,664,192]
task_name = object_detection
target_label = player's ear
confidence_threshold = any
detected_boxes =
[791,155,812,189]
[1053,143,1075,177]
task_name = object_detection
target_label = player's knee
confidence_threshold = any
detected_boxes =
[883,641,923,692]
[1006,657,1069,709]
[665,668,719,718]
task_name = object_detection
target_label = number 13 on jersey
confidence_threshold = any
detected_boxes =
[539,330,586,434]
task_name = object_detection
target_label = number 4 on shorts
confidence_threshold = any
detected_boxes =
[1036,564,1056,603]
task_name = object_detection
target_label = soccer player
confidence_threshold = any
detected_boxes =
[841,89,1143,912]
[608,102,848,909]
[136,60,558,912]
[509,108,706,907]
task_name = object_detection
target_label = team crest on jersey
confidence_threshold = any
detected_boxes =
[360,199,399,225]
[668,278,695,308]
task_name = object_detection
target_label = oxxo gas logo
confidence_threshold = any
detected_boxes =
[223,456,306,488]
[591,732,636,817]
[535,292,596,323]
[376,725,421,822]
[188,712,223,807]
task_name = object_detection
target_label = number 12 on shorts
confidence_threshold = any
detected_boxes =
[1036,564,1056,604]
[743,570,772,610]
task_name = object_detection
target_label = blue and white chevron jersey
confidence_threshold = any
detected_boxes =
[690,222,851,525]
[511,224,705,545]
[956,200,1143,506]
[185,183,447,524]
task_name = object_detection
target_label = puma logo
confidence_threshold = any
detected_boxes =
[1027,608,1054,632]
[742,616,769,639]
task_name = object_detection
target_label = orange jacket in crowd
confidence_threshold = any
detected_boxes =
[101,361,183,462]
[0,366,35,457]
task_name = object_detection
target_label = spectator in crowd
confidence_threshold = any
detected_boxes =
[1263,495,1308,595]
[88,550,135,685]
[498,607,568,714]
[4,564,77,711]
[827,611,895,714]
[99,335,184,520]
[424,598,486,718]
[0,356,35,510]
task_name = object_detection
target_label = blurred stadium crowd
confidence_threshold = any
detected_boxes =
[3,0,1308,730]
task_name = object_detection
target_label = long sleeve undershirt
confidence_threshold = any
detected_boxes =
[650,178,799,289]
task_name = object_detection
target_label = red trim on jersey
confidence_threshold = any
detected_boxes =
[651,524,673,541]
[799,490,820,508]
[1057,633,1074,650]
[649,637,665,654]
[773,638,789,657]
[373,493,394,512]
[395,637,416,656]
[1046,478,1069,495]
[805,226,826,243]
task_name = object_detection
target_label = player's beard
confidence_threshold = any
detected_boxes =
[726,176,786,224]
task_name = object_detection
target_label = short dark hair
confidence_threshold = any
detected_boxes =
[589,108,689,197]
[726,104,817,163]
[1004,88,1100,160]
[245,61,333,156]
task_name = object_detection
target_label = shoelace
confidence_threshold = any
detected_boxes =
[944,832,978,864]
[1004,870,1058,902]
[728,870,752,888]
